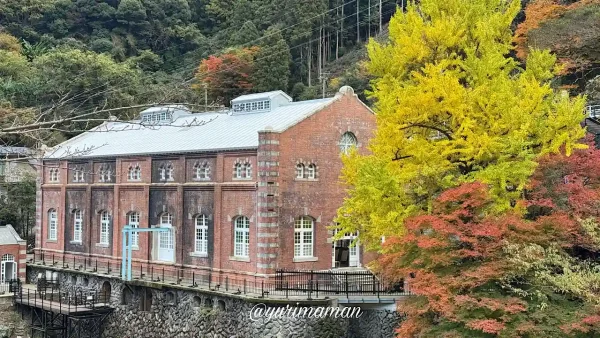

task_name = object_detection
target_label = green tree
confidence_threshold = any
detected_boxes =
[253,26,291,92]
[229,21,260,47]
[336,0,586,246]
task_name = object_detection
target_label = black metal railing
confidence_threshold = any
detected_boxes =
[29,251,410,300]
[13,282,111,313]
[274,269,407,297]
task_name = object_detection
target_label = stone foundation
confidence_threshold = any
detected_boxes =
[27,267,401,338]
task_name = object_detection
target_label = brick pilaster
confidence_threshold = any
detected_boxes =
[256,130,281,275]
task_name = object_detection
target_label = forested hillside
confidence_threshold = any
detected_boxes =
[0,0,400,146]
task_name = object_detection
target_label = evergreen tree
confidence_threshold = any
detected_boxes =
[252,26,291,92]
[229,21,260,47]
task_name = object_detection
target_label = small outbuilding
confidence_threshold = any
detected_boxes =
[0,224,26,283]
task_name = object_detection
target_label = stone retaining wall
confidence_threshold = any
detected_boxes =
[27,267,400,338]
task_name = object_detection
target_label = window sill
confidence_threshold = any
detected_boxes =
[229,256,250,262]
[293,257,318,263]
[46,239,58,243]
[69,241,82,245]
[294,178,318,182]
[232,178,253,181]
[95,243,110,248]
[190,252,208,258]
[131,246,139,251]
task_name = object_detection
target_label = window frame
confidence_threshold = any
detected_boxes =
[128,212,140,248]
[296,164,305,179]
[194,162,210,180]
[294,216,314,258]
[233,216,250,258]
[194,214,208,255]
[128,165,141,181]
[307,164,316,179]
[48,209,58,240]
[49,168,59,183]
[99,211,110,245]
[339,132,358,154]
[73,209,83,243]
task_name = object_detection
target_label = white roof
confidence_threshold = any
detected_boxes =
[0,224,24,245]
[45,97,337,159]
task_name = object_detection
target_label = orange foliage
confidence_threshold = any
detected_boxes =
[515,0,600,66]
[379,140,600,337]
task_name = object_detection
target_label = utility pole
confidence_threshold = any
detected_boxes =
[203,83,208,111]
[319,72,330,98]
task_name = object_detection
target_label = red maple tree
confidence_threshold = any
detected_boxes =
[378,140,600,337]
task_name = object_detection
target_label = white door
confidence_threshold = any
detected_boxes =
[158,228,174,262]
[349,240,360,267]
[1,255,15,282]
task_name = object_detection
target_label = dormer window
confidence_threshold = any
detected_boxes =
[232,100,271,113]
[141,110,173,124]
[159,164,174,181]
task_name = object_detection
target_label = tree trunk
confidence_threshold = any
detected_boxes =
[379,0,382,33]
[341,0,344,46]
[356,0,360,43]
[368,0,371,38]
[308,43,312,87]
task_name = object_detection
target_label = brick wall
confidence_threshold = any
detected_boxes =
[36,89,377,279]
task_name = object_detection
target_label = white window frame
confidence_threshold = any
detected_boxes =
[73,210,82,243]
[166,164,174,181]
[48,209,57,240]
[99,165,111,182]
[296,164,304,179]
[294,217,314,258]
[244,162,251,178]
[307,164,316,179]
[128,212,140,248]
[128,165,141,181]
[194,162,210,180]
[50,168,59,182]
[339,132,358,154]
[234,216,250,258]
[195,214,208,255]
[99,211,110,245]
[235,163,242,178]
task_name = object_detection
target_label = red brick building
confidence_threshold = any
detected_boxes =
[0,224,26,282]
[35,86,375,279]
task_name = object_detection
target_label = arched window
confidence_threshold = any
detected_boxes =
[233,216,250,258]
[294,216,314,258]
[159,164,174,181]
[307,164,316,179]
[49,168,59,182]
[194,162,210,180]
[48,209,58,240]
[234,161,251,179]
[99,211,110,245]
[73,166,85,183]
[296,164,305,179]
[195,214,208,255]
[127,212,140,248]
[128,165,141,181]
[339,132,358,154]
[73,209,83,243]
[99,165,112,183]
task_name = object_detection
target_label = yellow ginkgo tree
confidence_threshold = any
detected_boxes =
[336,0,587,247]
